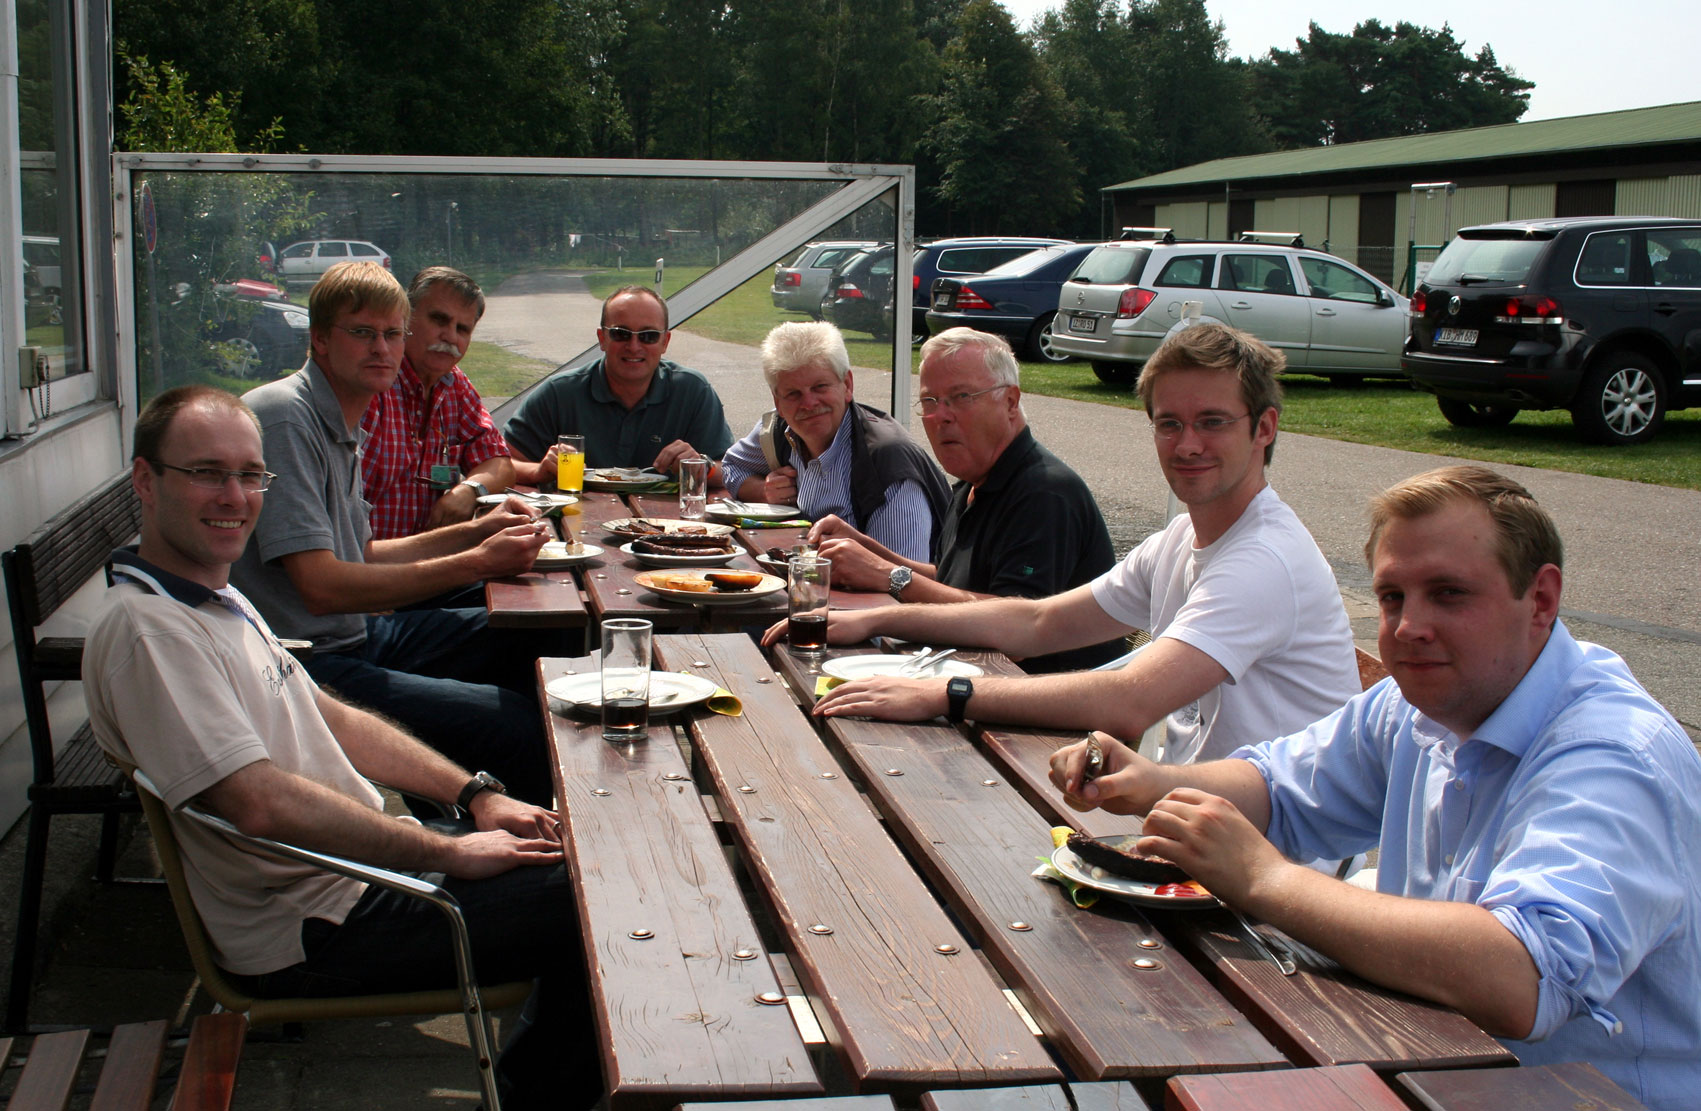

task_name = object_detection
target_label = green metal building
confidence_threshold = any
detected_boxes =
[1104,100,1701,290]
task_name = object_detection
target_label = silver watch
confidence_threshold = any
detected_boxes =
[888,565,913,600]
[457,479,488,499]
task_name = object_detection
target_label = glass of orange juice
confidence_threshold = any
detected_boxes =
[555,434,585,495]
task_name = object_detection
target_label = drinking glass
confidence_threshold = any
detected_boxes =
[600,619,652,742]
[678,456,709,520]
[786,555,831,657]
[555,434,585,496]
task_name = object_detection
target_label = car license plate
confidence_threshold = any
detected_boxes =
[933,293,951,309]
[1435,327,1478,346]
[1068,314,1097,334]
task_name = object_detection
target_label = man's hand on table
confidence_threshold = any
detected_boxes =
[651,439,704,476]
[472,498,541,537]
[473,520,551,578]
[759,606,885,649]
[806,514,869,547]
[435,829,564,879]
[814,536,893,592]
[762,466,799,506]
[812,675,945,722]
[1050,732,1155,816]
[1138,787,1289,907]
[469,790,563,845]
[428,483,483,529]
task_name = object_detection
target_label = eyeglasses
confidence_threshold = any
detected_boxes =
[1150,413,1251,440]
[155,463,277,491]
[335,324,410,346]
[602,326,665,345]
[914,385,1008,415]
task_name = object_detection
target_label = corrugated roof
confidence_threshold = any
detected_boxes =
[1107,100,1701,192]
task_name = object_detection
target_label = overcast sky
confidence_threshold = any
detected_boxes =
[998,0,1701,123]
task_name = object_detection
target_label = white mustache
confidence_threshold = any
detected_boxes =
[427,342,462,356]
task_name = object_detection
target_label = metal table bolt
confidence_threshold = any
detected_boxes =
[755,676,773,684]
[883,768,904,777]
[594,573,608,579]
[755,991,786,1006]
[662,772,688,782]
[1137,938,1162,950]
[1132,957,1162,971]
[732,949,757,961]
[629,928,654,940]
[691,659,710,668]
[818,772,838,780]
[737,784,756,794]
[1007,921,1032,932]
[591,788,611,797]
[981,779,998,787]
[808,923,834,935]
[934,944,958,955]
[615,588,632,595]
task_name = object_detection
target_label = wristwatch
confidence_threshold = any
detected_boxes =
[946,677,974,723]
[888,565,913,601]
[455,479,489,499]
[455,770,507,812]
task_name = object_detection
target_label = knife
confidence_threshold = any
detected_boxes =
[1231,909,1297,976]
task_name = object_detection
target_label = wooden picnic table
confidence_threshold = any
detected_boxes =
[543,631,1524,1111]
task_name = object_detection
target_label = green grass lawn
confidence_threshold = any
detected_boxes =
[557,265,1701,491]
[459,340,558,398]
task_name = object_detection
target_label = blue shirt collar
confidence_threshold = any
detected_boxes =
[1466,618,1581,758]
[109,546,220,608]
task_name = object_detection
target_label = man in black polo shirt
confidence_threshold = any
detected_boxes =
[807,327,1120,673]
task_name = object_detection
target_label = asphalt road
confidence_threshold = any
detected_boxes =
[479,270,1700,742]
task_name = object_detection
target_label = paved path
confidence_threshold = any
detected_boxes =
[478,271,1700,740]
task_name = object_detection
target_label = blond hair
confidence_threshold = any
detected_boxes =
[1365,465,1563,595]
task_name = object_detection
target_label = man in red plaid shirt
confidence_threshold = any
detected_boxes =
[361,268,515,540]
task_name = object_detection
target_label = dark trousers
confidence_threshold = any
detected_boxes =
[233,835,600,1110]
[305,607,558,805]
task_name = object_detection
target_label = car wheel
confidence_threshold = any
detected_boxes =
[1091,360,1136,387]
[1570,353,1666,445]
[210,335,263,379]
[1436,397,1519,428]
[1029,313,1072,363]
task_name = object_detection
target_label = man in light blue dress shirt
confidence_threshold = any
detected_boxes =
[1050,465,1700,1111]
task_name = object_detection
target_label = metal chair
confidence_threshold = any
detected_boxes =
[130,771,529,1111]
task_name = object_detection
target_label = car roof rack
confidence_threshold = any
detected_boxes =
[1237,230,1305,247]
[1118,227,1176,243]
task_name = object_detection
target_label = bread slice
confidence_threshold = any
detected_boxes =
[1065,832,1189,884]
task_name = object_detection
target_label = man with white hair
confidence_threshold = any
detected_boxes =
[720,320,949,562]
[806,327,1120,672]
[360,267,515,539]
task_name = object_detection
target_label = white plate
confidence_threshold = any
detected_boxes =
[1049,841,1218,908]
[821,654,984,681]
[705,501,801,522]
[478,492,578,511]
[633,569,784,606]
[544,671,719,715]
[602,517,736,541]
[620,541,739,568]
[533,540,604,570]
[584,468,670,492]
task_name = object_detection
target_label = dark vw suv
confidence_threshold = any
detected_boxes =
[1403,216,1701,445]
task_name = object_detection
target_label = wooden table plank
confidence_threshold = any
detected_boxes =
[543,655,823,1111]
[658,633,1061,1096]
[923,1082,1154,1110]
[484,568,588,629]
[1167,1063,1408,1111]
[1156,914,1515,1073]
[774,644,1285,1081]
[675,1098,896,1111]
[1395,1062,1647,1111]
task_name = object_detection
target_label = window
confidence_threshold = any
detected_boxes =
[1154,255,1212,288]
[1300,257,1381,303]
[814,247,860,269]
[1645,229,1701,288]
[1220,255,1295,295]
[350,242,380,258]
[319,242,349,258]
[1575,233,1634,286]
[281,243,314,259]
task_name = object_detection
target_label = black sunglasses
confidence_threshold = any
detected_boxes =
[603,326,665,345]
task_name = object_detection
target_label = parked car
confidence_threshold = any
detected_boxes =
[772,240,878,317]
[276,239,392,284]
[821,244,898,339]
[203,278,310,379]
[1403,216,1701,445]
[909,236,1069,336]
[925,242,1100,362]
[1052,235,1407,385]
[22,235,62,326]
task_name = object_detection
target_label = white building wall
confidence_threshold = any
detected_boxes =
[1155,201,1211,239]
[1668,175,1701,217]
[1326,194,1361,256]
[1508,184,1556,219]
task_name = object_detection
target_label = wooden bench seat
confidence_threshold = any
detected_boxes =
[1395,1061,1648,1110]
[0,1013,244,1111]
[1167,1063,1407,1110]
[922,1081,1153,1109]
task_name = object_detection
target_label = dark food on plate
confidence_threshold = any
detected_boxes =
[703,570,765,592]
[632,535,734,555]
[1065,832,1190,884]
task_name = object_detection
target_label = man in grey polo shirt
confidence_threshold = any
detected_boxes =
[231,261,555,804]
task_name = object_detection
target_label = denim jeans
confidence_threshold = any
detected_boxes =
[234,827,601,1110]
[305,607,560,805]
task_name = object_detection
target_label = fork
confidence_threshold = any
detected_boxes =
[1230,909,1297,975]
[899,647,941,676]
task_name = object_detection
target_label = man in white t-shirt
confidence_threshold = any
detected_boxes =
[788,323,1359,764]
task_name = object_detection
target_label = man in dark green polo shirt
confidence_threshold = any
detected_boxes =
[504,285,733,480]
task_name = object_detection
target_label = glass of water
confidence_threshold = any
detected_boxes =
[678,456,709,520]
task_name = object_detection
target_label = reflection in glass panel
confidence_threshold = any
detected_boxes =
[128,171,900,414]
[17,0,85,380]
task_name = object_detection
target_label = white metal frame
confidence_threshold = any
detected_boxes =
[110,153,915,444]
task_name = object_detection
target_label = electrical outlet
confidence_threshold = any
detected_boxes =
[19,345,43,388]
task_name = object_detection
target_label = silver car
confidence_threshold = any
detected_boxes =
[1053,238,1408,385]
[771,240,878,318]
[277,239,393,285]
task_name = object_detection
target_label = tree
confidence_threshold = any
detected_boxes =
[1120,0,1269,173]
[921,0,1079,234]
[1031,0,1142,236]
[1250,20,1533,148]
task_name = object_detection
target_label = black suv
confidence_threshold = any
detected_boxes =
[1403,216,1701,445]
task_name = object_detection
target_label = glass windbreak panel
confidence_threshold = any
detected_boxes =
[17,0,86,380]
[126,171,855,418]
